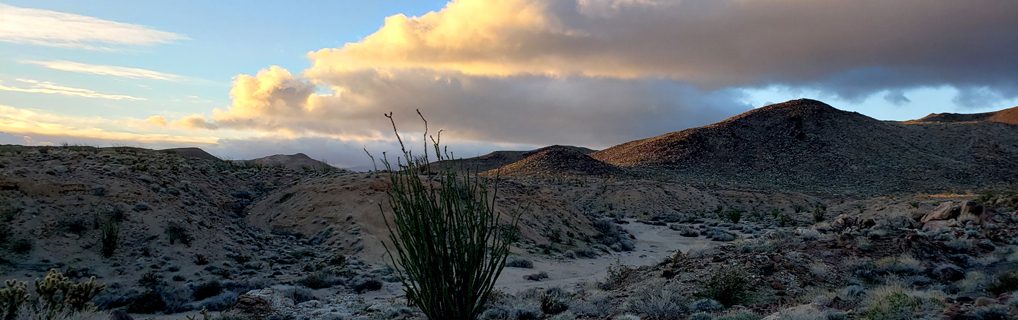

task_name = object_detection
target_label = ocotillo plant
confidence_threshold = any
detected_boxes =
[377,110,518,320]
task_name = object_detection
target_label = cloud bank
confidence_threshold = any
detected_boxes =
[186,0,1018,151]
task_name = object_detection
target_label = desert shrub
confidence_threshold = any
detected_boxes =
[987,271,1018,295]
[506,257,534,269]
[625,282,688,319]
[594,219,635,252]
[378,111,519,320]
[859,285,943,320]
[191,281,223,301]
[599,260,637,291]
[1,270,106,320]
[570,291,618,318]
[193,254,209,266]
[296,271,338,289]
[59,217,88,235]
[165,222,192,247]
[697,267,750,307]
[352,277,383,293]
[137,271,162,290]
[99,217,119,258]
[9,239,31,255]
[282,286,315,304]
[812,205,827,223]
[524,272,549,282]
[874,255,923,275]
[540,288,570,315]
[724,209,743,224]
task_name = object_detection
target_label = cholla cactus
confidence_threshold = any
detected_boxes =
[1,280,29,320]
[23,269,106,320]
[62,277,104,312]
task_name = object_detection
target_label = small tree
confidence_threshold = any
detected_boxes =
[377,110,519,320]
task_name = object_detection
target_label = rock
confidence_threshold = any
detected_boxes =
[832,214,857,229]
[234,294,273,319]
[931,264,965,282]
[957,201,984,224]
[921,201,960,223]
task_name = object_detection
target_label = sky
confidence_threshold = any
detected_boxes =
[1,0,1017,169]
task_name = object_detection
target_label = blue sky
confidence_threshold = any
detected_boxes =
[1,1,1016,167]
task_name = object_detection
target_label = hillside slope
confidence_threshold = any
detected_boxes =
[592,99,1018,192]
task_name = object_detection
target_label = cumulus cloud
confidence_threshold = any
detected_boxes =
[307,0,1018,100]
[0,3,187,50]
[22,60,185,81]
[0,79,146,100]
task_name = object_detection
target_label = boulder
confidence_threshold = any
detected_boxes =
[233,294,273,319]
[921,202,960,223]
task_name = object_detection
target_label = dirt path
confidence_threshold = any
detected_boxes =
[496,220,721,292]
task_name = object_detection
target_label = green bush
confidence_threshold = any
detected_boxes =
[378,111,519,320]
[697,267,750,307]
[100,217,119,258]
[165,222,193,247]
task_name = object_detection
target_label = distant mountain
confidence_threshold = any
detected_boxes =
[591,99,1018,192]
[244,153,335,171]
[160,147,220,161]
[490,145,617,177]
[912,106,1018,125]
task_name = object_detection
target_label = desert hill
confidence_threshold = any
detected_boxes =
[243,153,335,171]
[490,145,618,177]
[429,146,595,173]
[592,99,1018,192]
[161,147,220,161]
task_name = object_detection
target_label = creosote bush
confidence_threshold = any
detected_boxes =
[377,110,520,320]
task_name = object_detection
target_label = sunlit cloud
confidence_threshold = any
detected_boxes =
[21,60,185,81]
[0,79,146,101]
[0,104,216,145]
[0,3,187,50]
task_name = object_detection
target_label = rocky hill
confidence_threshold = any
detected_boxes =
[160,147,220,161]
[491,145,618,177]
[592,99,1018,193]
[430,146,595,173]
[242,153,335,172]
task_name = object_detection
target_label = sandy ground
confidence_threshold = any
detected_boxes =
[139,220,721,319]
[497,220,720,292]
